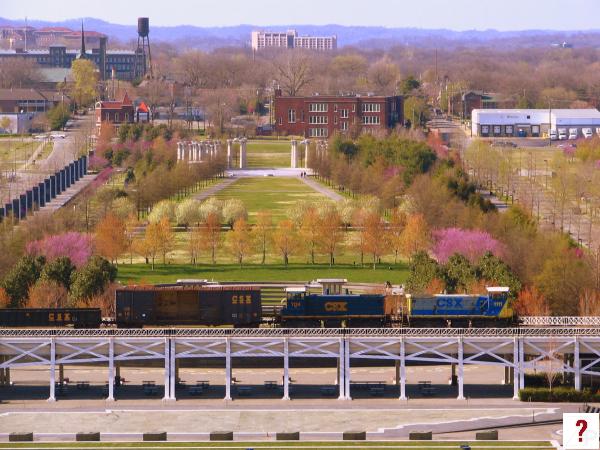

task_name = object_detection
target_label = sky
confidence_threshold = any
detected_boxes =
[2,0,600,30]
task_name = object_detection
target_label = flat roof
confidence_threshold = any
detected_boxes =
[473,108,600,117]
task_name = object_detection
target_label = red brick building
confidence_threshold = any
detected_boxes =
[273,91,403,138]
[95,92,135,135]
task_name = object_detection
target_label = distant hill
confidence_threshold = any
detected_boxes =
[2,17,599,50]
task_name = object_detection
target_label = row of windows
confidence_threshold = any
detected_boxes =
[309,103,328,112]
[362,103,381,112]
[362,116,381,125]
[309,128,328,137]
[309,115,328,124]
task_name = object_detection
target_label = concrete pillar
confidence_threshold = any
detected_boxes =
[225,338,232,400]
[574,337,581,391]
[457,338,465,400]
[335,358,339,385]
[107,337,115,401]
[169,339,176,400]
[519,338,525,389]
[48,338,56,402]
[304,141,309,169]
[400,339,407,400]
[239,138,247,169]
[513,338,520,400]
[290,140,298,168]
[337,338,345,400]
[177,142,183,161]
[163,337,170,401]
[283,338,290,400]
[344,338,351,400]
[226,140,232,168]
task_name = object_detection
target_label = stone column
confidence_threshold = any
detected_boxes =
[457,338,465,400]
[304,141,310,169]
[226,140,232,168]
[239,138,247,169]
[225,338,232,400]
[177,142,183,161]
[196,142,203,162]
[290,140,298,168]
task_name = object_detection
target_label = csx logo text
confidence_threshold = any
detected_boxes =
[436,298,463,308]
[325,302,348,312]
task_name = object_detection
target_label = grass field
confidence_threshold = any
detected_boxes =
[213,177,326,222]
[246,140,296,168]
[0,441,556,449]
[0,139,38,170]
[117,262,409,288]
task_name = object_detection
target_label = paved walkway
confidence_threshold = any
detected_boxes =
[300,176,344,201]
[193,178,237,202]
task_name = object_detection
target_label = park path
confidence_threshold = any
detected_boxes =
[300,176,344,201]
[193,177,238,202]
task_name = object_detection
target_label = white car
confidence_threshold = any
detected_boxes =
[50,133,66,139]
[558,128,567,140]
[549,130,558,140]
[582,128,593,139]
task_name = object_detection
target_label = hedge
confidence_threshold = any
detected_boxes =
[519,387,600,402]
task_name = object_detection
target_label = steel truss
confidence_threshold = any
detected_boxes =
[3,330,600,402]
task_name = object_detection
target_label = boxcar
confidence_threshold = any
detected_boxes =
[0,308,102,328]
[115,284,262,327]
[280,289,401,327]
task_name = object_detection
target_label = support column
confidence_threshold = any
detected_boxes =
[48,338,56,402]
[225,338,232,400]
[337,338,345,400]
[0,355,5,386]
[304,141,309,169]
[107,337,115,401]
[335,358,339,385]
[239,139,247,169]
[163,337,170,401]
[344,338,351,400]
[519,338,525,389]
[283,338,290,400]
[457,338,465,400]
[197,142,203,162]
[290,140,298,168]
[170,339,176,400]
[513,337,520,400]
[400,338,407,400]
[574,337,581,391]
[177,142,183,161]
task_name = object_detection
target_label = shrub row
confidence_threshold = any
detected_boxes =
[519,387,600,402]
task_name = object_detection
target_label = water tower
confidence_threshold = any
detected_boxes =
[137,17,153,78]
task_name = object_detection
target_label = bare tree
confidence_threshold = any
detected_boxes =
[272,51,314,96]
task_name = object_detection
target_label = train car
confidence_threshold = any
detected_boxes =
[115,284,262,327]
[279,287,401,327]
[406,287,515,327]
[0,308,102,328]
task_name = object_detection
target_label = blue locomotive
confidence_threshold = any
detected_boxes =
[280,286,514,328]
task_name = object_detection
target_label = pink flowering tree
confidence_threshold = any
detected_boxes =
[26,232,94,267]
[432,228,505,264]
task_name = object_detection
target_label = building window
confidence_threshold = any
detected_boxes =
[362,116,381,125]
[309,128,328,137]
[309,115,328,124]
[341,121,348,131]
[352,105,356,112]
[340,109,349,119]
[334,117,338,124]
[362,103,381,112]
[308,103,328,112]
[278,117,283,125]
[334,104,338,112]
[288,109,296,123]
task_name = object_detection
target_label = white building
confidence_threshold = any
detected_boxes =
[251,30,337,51]
[471,108,600,137]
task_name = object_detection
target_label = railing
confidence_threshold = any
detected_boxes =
[521,316,600,326]
[3,327,600,338]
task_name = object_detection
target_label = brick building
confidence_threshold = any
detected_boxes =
[273,91,403,137]
[0,88,64,113]
[95,92,135,135]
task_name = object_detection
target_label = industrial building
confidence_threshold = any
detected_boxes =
[251,30,337,51]
[0,19,151,81]
[274,90,403,137]
[471,108,600,138]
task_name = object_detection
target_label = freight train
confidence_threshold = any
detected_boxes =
[0,283,515,329]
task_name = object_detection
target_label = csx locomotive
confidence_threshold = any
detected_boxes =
[0,283,514,328]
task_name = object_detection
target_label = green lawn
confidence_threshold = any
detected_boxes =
[213,177,326,222]
[246,140,296,168]
[0,441,556,449]
[117,262,409,289]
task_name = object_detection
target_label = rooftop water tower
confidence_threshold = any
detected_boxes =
[137,17,152,78]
